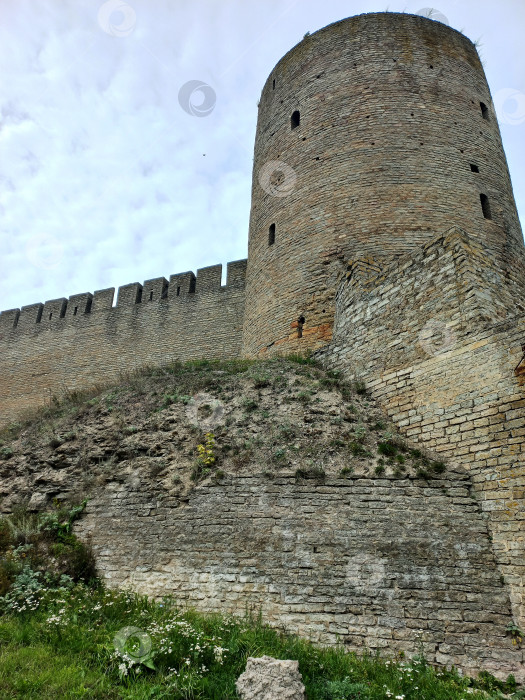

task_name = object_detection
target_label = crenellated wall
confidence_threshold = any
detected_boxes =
[316,228,525,630]
[0,260,247,426]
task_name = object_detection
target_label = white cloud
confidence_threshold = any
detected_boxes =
[0,0,523,311]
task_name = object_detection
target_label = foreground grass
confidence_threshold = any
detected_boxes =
[0,583,523,700]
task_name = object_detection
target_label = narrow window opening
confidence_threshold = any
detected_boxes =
[268,223,276,246]
[136,288,143,303]
[470,164,480,173]
[73,306,78,316]
[177,286,181,297]
[85,298,92,314]
[313,546,318,553]
[49,312,52,320]
[291,110,300,130]
[480,102,489,120]
[297,315,305,339]
[272,78,275,90]
[149,290,153,301]
[189,277,196,294]
[480,193,492,220]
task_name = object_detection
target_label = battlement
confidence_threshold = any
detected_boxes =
[0,259,247,427]
[0,260,247,333]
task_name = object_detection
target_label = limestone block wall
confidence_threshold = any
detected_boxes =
[316,230,525,629]
[0,260,247,427]
[242,12,524,357]
[75,473,524,681]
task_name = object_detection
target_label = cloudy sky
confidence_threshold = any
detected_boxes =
[1,0,524,312]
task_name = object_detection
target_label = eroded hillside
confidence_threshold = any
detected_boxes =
[0,356,448,512]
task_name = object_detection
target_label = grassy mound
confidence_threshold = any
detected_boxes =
[0,356,450,513]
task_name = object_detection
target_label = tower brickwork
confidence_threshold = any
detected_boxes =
[241,12,524,357]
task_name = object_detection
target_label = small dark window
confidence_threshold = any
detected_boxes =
[49,312,52,320]
[73,306,78,316]
[480,102,489,120]
[268,223,276,246]
[297,315,305,339]
[149,290,153,301]
[480,193,492,220]
[471,164,479,173]
[272,78,275,90]
[177,286,181,297]
[291,110,300,130]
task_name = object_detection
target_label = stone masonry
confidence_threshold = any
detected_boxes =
[316,228,525,632]
[74,472,524,681]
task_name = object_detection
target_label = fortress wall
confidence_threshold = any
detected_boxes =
[75,473,524,681]
[0,260,247,427]
[316,231,525,628]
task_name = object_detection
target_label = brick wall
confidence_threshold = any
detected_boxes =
[0,260,247,427]
[242,12,524,357]
[75,473,524,681]
[316,229,525,630]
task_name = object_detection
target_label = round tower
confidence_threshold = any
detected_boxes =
[241,12,524,357]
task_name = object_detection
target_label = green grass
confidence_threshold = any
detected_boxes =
[0,582,522,699]
[0,638,118,699]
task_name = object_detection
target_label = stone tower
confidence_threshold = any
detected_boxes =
[241,12,524,357]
